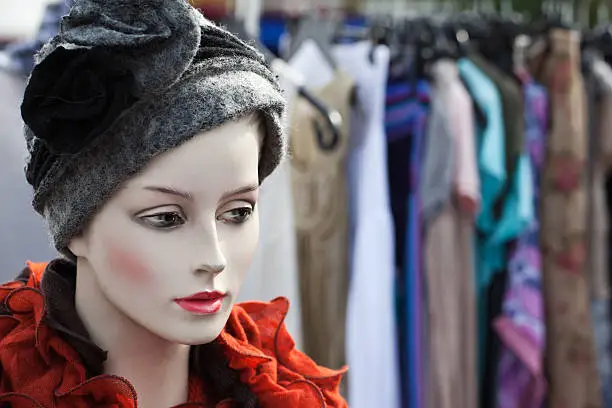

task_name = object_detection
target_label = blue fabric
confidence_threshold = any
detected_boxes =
[385,78,430,408]
[259,16,287,55]
[259,15,369,55]
[404,81,429,408]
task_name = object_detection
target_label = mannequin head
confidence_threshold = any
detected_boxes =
[69,115,263,345]
[20,2,285,405]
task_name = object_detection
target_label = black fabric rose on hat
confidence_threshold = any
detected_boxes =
[21,46,140,155]
[25,139,56,190]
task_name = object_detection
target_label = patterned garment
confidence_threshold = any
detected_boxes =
[494,77,548,408]
[385,79,430,408]
[529,28,603,408]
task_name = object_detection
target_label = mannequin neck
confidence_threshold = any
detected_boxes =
[74,258,191,408]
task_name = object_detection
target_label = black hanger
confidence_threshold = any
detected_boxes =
[332,21,378,64]
[442,17,488,129]
[406,17,434,81]
[428,20,459,63]
[366,20,389,64]
[444,18,472,57]
[222,17,342,151]
[482,18,519,75]
[583,24,612,65]
[540,0,575,31]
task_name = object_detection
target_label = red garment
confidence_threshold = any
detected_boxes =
[0,262,347,408]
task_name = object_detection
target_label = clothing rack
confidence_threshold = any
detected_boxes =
[249,0,610,29]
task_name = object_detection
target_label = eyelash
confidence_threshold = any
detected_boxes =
[140,211,186,230]
[216,206,254,224]
[139,205,254,230]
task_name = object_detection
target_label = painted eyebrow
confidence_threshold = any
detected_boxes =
[143,186,193,200]
[219,185,259,201]
[142,185,259,201]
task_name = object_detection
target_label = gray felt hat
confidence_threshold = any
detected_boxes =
[20,0,286,257]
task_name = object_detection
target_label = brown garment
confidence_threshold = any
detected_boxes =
[424,201,477,408]
[289,72,354,371]
[469,54,524,182]
[529,28,603,408]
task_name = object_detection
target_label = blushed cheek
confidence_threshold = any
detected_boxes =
[106,242,151,284]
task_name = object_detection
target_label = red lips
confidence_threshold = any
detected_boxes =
[175,291,226,315]
[178,291,226,301]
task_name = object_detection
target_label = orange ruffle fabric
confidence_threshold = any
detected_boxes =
[0,262,347,408]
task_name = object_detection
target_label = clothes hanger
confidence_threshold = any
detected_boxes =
[429,19,460,63]
[444,14,472,57]
[366,19,390,64]
[583,22,612,64]
[332,20,378,64]
[441,15,488,129]
[426,1,459,63]
[540,0,572,30]
[221,17,342,151]
[392,16,431,84]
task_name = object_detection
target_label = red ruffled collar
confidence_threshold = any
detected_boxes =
[0,261,347,408]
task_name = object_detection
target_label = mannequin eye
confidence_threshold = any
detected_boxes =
[217,206,253,225]
[140,211,186,229]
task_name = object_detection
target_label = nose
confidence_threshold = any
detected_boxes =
[196,263,225,276]
[192,223,227,276]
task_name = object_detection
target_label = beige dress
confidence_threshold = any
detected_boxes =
[289,72,355,372]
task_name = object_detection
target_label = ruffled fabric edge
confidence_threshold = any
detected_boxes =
[0,261,139,408]
[0,261,348,408]
[220,298,348,408]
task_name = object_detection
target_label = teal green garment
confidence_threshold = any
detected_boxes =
[469,56,534,272]
[458,58,535,384]
[480,154,535,286]
[488,154,534,248]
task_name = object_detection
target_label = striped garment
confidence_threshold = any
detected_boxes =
[385,77,430,408]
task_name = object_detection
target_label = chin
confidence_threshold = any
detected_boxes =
[177,334,221,346]
[154,322,226,346]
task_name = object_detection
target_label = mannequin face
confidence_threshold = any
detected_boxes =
[69,116,261,344]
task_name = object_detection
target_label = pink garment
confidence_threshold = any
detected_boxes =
[425,59,480,408]
[432,60,481,216]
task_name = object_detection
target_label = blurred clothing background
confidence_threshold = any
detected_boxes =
[2,1,612,408]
